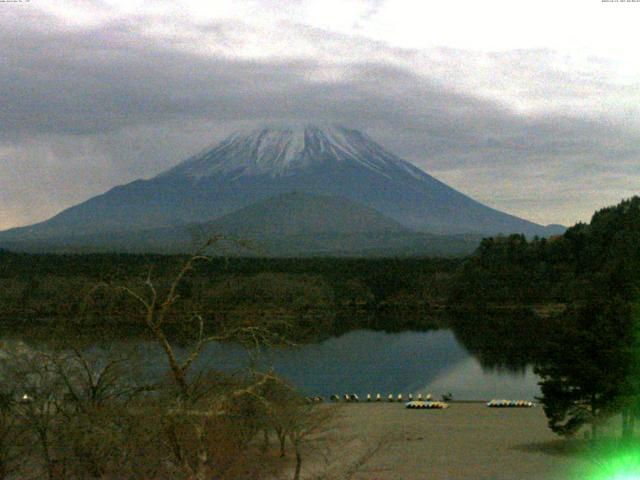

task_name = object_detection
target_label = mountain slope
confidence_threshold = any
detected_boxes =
[0,193,482,256]
[0,124,563,246]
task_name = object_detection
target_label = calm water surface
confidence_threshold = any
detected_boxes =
[133,329,540,400]
[5,329,540,401]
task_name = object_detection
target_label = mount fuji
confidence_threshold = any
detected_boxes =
[0,124,563,254]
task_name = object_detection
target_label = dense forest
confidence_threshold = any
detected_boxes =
[450,196,640,308]
[0,252,462,341]
[450,197,640,439]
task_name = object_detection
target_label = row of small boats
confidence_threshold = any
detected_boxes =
[327,393,434,403]
[486,399,535,408]
[306,395,535,409]
[405,399,535,409]
[405,400,449,409]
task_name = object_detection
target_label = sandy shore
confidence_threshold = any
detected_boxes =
[295,403,594,480]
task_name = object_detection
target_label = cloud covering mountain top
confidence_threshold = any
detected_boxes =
[1,0,638,230]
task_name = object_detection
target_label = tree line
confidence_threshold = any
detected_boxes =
[451,196,640,441]
[0,253,460,340]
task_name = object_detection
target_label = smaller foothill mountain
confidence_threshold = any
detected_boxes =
[0,124,563,256]
[0,192,481,257]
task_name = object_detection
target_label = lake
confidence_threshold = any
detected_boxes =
[55,328,539,401]
[1,327,541,401]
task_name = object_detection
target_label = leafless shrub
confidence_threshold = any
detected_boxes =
[0,239,328,479]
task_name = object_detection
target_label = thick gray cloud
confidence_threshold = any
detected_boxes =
[1,6,639,229]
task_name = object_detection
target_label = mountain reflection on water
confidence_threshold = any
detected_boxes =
[245,329,541,400]
[1,312,545,401]
[180,324,542,400]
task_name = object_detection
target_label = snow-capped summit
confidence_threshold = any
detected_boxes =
[161,124,426,181]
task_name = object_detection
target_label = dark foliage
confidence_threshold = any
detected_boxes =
[449,196,640,438]
[0,254,461,340]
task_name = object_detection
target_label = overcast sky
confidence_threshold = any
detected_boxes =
[1,0,639,230]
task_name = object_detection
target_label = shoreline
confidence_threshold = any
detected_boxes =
[290,403,593,480]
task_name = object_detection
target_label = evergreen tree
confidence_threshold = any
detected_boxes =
[535,298,635,439]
